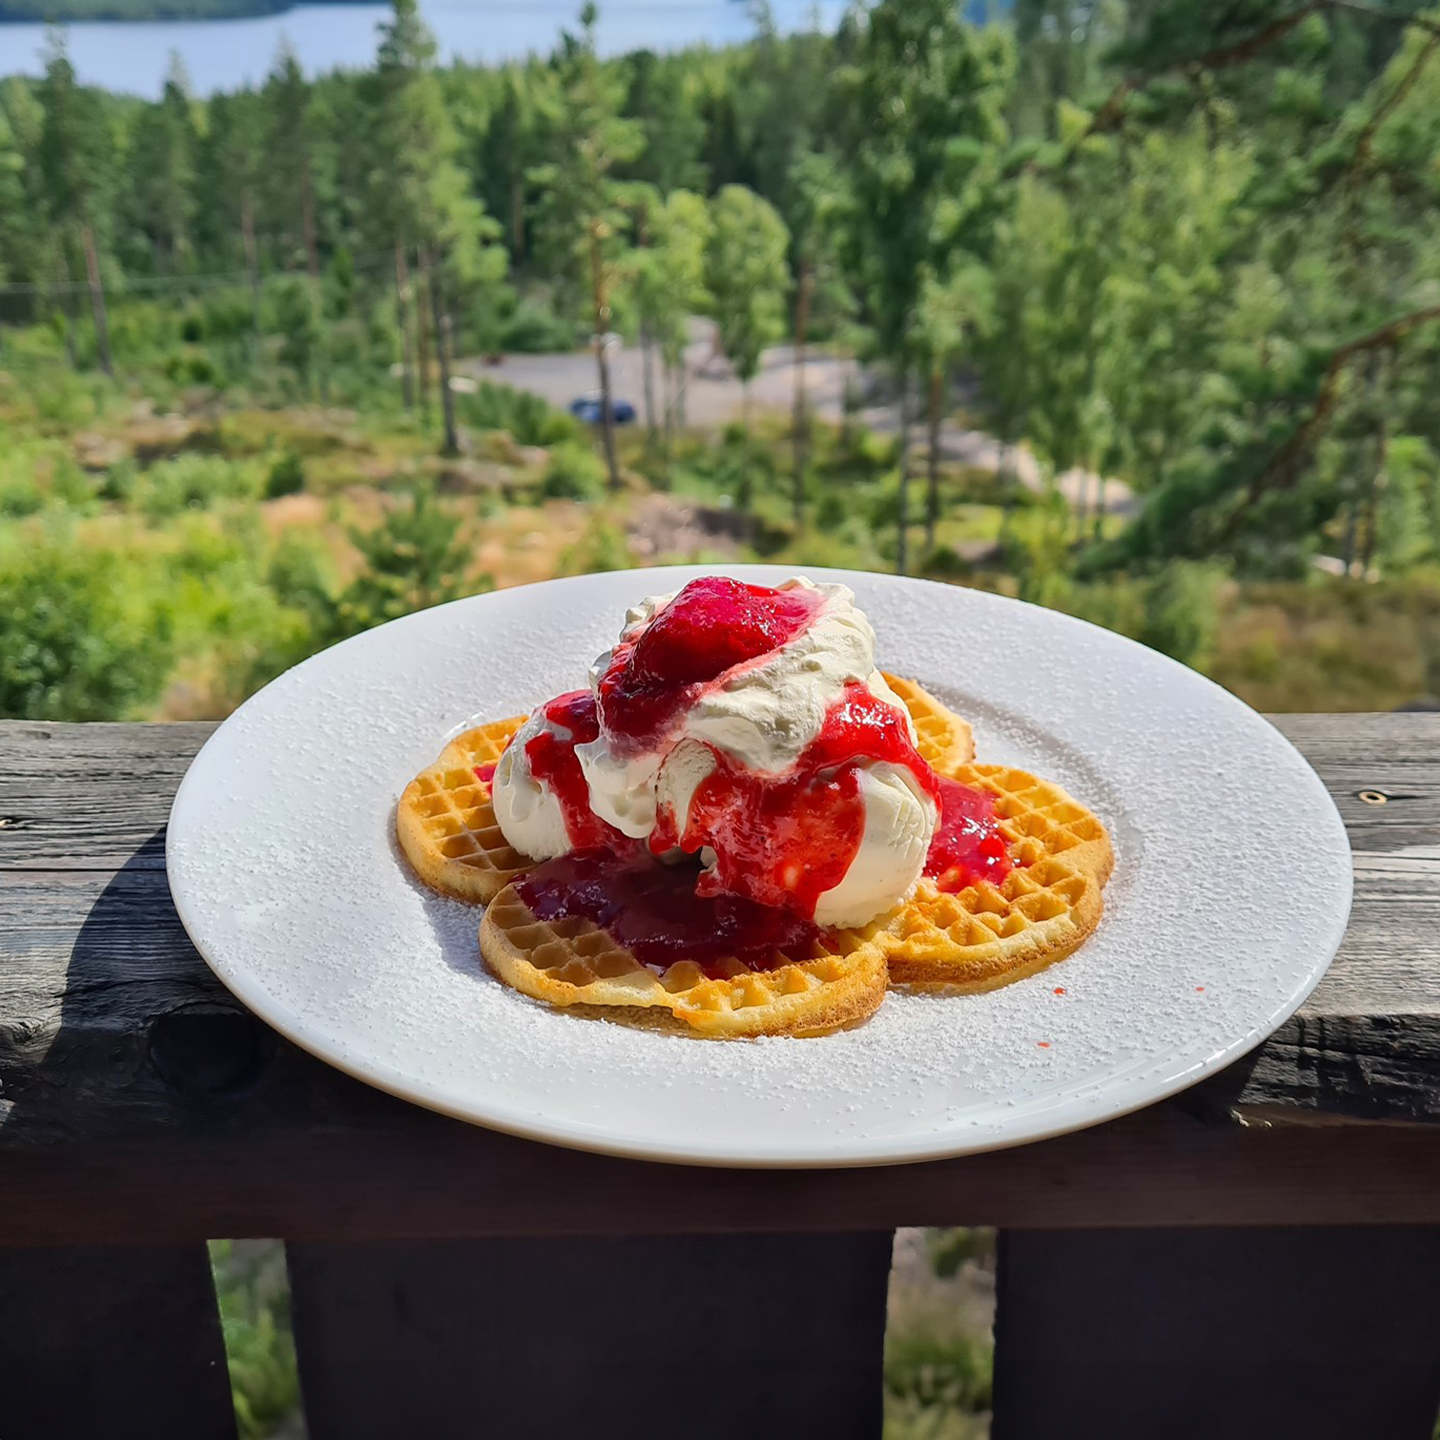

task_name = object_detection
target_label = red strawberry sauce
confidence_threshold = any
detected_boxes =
[504,578,1013,959]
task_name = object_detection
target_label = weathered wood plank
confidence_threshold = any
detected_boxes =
[0,721,214,869]
[287,1233,893,1440]
[992,1227,1440,1440]
[4,1112,1440,1244]
[0,1243,238,1440]
[0,714,1436,1242]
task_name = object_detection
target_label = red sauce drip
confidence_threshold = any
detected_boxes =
[474,762,497,783]
[650,681,940,920]
[515,850,827,977]
[597,576,823,757]
[924,776,1012,892]
[523,691,626,852]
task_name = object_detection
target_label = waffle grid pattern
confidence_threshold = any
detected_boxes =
[395,716,528,903]
[881,763,1114,990]
[480,899,886,1036]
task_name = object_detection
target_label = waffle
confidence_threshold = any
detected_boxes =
[480,896,888,1037]
[880,763,1114,990]
[395,714,528,903]
[884,673,975,770]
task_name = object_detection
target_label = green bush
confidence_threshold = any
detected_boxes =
[210,1241,300,1440]
[501,296,580,353]
[136,453,262,522]
[458,380,577,447]
[541,440,606,500]
[0,538,172,719]
[264,451,306,499]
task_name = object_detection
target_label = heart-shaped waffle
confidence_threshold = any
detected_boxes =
[880,764,1114,990]
[396,716,528,903]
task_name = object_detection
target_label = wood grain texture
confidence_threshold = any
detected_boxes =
[0,1243,237,1440]
[0,715,1437,1242]
[288,1233,893,1440]
[992,1227,1440,1440]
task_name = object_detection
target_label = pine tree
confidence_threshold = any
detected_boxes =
[37,29,113,376]
[833,0,1012,572]
[127,52,196,272]
[705,184,790,436]
[373,0,508,457]
[529,3,644,491]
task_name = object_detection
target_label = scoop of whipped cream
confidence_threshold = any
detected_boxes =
[490,577,939,926]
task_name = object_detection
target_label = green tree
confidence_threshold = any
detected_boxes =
[127,51,196,272]
[328,486,487,638]
[373,0,508,456]
[833,0,1012,571]
[263,41,320,280]
[196,88,265,338]
[912,257,994,555]
[630,186,711,460]
[787,150,854,518]
[271,275,321,393]
[37,28,114,376]
[530,3,644,491]
[705,184,789,432]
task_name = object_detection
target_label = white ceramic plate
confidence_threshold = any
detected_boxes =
[167,565,1352,1167]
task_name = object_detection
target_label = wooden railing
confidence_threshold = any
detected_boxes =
[2,714,1439,1440]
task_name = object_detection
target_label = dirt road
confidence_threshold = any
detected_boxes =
[465,332,1134,515]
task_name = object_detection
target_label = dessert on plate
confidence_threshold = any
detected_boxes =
[398,575,1112,1036]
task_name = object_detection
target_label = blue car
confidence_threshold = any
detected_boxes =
[569,396,637,425]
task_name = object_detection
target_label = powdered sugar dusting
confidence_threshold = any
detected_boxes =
[165,565,1352,1166]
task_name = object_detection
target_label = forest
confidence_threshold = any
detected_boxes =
[3,0,1440,730]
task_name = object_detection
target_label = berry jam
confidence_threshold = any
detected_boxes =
[649,681,940,919]
[523,691,626,852]
[597,576,823,756]
[924,776,1013,892]
[515,850,827,977]
[473,762,497,783]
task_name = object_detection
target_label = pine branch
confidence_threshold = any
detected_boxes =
[1216,303,1440,542]
[1043,0,1440,169]
[1352,26,1440,169]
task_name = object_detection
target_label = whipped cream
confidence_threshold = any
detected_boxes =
[490,576,940,927]
[490,707,575,860]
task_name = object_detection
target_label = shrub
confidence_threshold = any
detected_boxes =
[458,380,576,447]
[264,451,306,499]
[0,538,172,720]
[541,441,606,500]
[136,453,262,522]
[501,296,580,353]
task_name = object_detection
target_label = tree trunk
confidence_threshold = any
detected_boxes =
[415,256,433,430]
[1093,471,1107,542]
[1341,492,1360,577]
[590,227,621,493]
[641,325,657,446]
[1074,468,1090,539]
[510,172,525,268]
[394,241,414,411]
[428,246,459,459]
[301,161,320,282]
[792,258,812,530]
[998,440,1014,549]
[241,190,262,344]
[1359,415,1389,580]
[925,364,943,556]
[54,249,79,371]
[80,222,113,378]
[895,367,911,576]
[661,360,674,484]
[742,378,752,438]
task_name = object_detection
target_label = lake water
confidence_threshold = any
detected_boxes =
[0,0,850,97]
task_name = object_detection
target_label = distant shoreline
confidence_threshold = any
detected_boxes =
[0,0,357,21]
